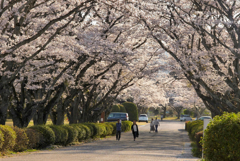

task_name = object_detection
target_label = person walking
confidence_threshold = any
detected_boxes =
[154,117,160,133]
[116,119,121,141]
[149,118,155,133]
[131,120,139,141]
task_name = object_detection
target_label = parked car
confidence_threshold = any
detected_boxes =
[180,115,192,121]
[138,114,148,123]
[195,116,212,121]
[107,112,129,122]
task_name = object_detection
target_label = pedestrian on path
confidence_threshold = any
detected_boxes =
[149,118,155,133]
[131,120,139,141]
[116,119,121,141]
[154,117,160,133]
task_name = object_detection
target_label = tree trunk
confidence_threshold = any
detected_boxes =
[56,102,65,125]
[0,89,10,125]
[163,105,167,118]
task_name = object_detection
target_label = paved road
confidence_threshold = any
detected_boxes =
[1,121,198,161]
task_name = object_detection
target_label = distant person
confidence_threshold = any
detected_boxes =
[149,118,155,133]
[116,119,121,141]
[131,120,139,141]
[161,115,163,121]
[154,117,160,132]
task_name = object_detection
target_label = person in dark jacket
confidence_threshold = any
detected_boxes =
[131,120,139,141]
[116,119,121,141]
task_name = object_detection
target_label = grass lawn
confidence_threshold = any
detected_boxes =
[5,119,69,127]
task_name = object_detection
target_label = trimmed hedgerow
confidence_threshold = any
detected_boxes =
[62,125,78,145]
[106,122,116,134]
[0,130,3,150]
[48,125,68,145]
[122,121,132,132]
[84,123,99,138]
[69,124,86,142]
[12,127,29,152]
[122,102,138,121]
[29,125,55,148]
[203,112,240,161]
[0,125,16,152]
[78,124,91,139]
[25,128,43,149]
[111,105,120,112]
[186,120,203,141]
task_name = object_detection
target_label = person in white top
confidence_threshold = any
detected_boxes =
[149,118,155,133]
[154,117,160,132]
[131,120,139,141]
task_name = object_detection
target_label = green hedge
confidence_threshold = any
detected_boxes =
[12,127,29,152]
[186,120,203,141]
[186,120,203,158]
[29,125,55,148]
[203,112,240,161]
[119,104,126,112]
[0,120,132,153]
[0,125,16,152]
[111,105,120,112]
[0,130,3,150]
[62,125,78,145]
[122,102,138,121]
[48,125,68,145]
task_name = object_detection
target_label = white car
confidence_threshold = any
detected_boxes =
[180,115,192,121]
[138,114,148,123]
[195,116,212,121]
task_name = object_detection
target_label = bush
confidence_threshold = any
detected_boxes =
[78,124,91,139]
[102,123,114,135]
[119,104,126,112]
[12,127,29,152]
[203,112,240,161]
[122,102,138,121]
[195,131,203,149]
[48,125,68,145]
[111,105,120,112]
[105,122,116,134]
[187,120,203,140]
[29,125,55,148]
[25,128,43,149]
[122,121,132,132]
[69,124,86,141]
[0,125,16,152]
[84,123,99,138]
[185,121,190,131]
[0,130,4,150]
[62,125,78,145]
[191,142,202,158]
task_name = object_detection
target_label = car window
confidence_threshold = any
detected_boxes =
[140,114,147,117]
[120,114,126,117]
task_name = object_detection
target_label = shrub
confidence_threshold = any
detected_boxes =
[0,125,16,152]
[62,125,78,145]
[102,123,113,135]
[191,142,202,158]
[122,121,132,132]
[203,112,240,161]
[84,123,99,138]
[29,125,55,148]
[78,124,91,139]
[122,102,138,121]
[0,130,4,150]
[195,131,203,150]
[106,122,116,134]
[185,121,190,131]
[48,125,68,145]
[69,124,86,141]
[12,127,29,152]
[25,128,43,149]
[111,105,120,112]
[187,120,203,140]
[119,104,126,112]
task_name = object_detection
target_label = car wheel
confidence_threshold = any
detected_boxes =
[146,121,148,123]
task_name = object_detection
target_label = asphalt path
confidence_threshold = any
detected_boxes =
[1,121,198,161]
